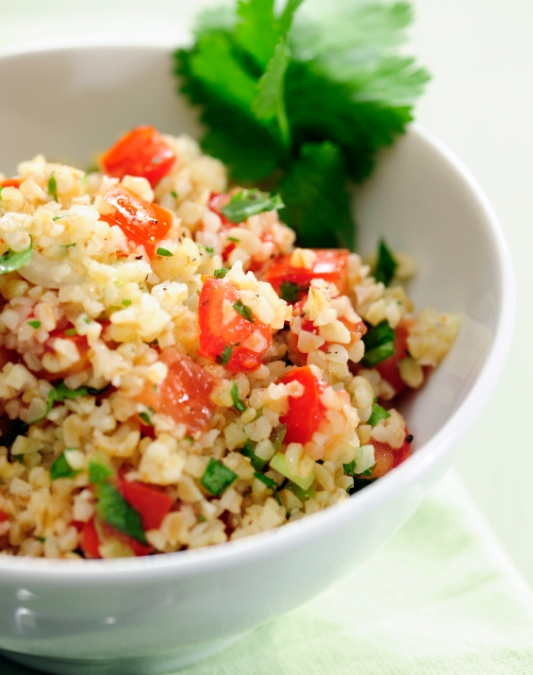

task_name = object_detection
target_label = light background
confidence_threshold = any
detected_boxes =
[1,0,532,585]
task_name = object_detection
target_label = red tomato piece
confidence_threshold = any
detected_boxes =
[100,125,176,188]
[198,277,272,373]
[0,510,7,523]
[369,429,412,478]
[119,479,173,531]
[99,185,172,257]
[138,349,216,435]
[266,249,350,301]
[278,366,327,445]
[0,178,22,189]
[393,431,412,468]
[81,518,102,559]
[374,318,414,397]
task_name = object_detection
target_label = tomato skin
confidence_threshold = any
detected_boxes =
[100,125,176,188]
[369,429,412,479]
[208,192,233,228]
[118,479,173,531]
[99,185,172,257]
[374,319,413,397]
[0,510,7,523]
[198,277,272,373]
[0,178,22,189]
[81,518,102,559]
[138,349,216,435]
[278,366,327,445]
[266,249,350,301]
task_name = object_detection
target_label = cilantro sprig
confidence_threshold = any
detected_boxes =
[175,0,428,248]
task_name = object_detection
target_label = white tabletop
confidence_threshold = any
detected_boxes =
[1,0,532,585]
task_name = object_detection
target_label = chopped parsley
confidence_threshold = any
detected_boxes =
[230,380,246,412]
[221,189,284,223]
[88,461,114,484]
[47,173,58,201]
[343,459,356,476]
[64,328,77,337]
[200,457,238,496]
[227,236,240,242]
[0,243,32,275]
[213,268,228,278]
[50,452,80,480]
[122,299,132,307]
[232,299,254,322]
[156,247,174,257]
[241,439,266,471]
[171,190,178,198]
[52,214,69,221]
[367,402,391,427]
[139,410,154,427]
[94,481,147,544]
[216,344,233,366]
[253,470,282,505]
[361,320,395,367]
[280,280,305,303]
[374,238,398,286]
[27,320,41,329]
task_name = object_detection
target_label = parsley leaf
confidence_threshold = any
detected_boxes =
[374,238,397,286]
[0,244,32,275]
[253,470,282,505]
[213,268,228,278]
[241,438,266,471]
[367,402,391,426]
[27,320,41,329]
[216,344,234,366]
[277,141,353,248]
[156,247,174,257]
[50,452,81,481]
[361,320,395,367]
[95,481,147,544]
[201,457,238,496]
[233,299,254,322]
[221,189,284,223]
[231,380,246,412]
[279,280,305,303]
[47,173,58,201]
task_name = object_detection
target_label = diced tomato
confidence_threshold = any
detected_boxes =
[99,185,172,258]
[222,241,236,263]
[137,349,216,435]
[369,429,412,478]
[100,125,176,188]
[198,276,272,373]
[81,518,102,559]
[0,510,7,523]
[266,249,350,301]
[374,318,414,397]
[119,478,173,531]
[0,178,22,189]
[278,366,327,445]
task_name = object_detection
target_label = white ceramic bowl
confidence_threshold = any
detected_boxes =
[0,43,515,675]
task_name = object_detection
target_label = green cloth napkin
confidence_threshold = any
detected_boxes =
[2,471,533,675]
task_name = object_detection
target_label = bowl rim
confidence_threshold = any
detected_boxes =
[0,41,516,578]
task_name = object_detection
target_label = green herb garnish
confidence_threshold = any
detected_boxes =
[374,238,398,286]
[175,0,428,247]
[139,411,154,427]
[64,328,77,337]
[230,380,246,412]
[0,244,32,275]
[213,268,228,278]
[94,481,147,544]
[253,470,282,505]
[241,438,266,471]
[50,452,80,480]
[343,459,356,476]
[367,402,391,426]
[270,425,287,450]
[122,299,132,307]
[361,320,395,367]
[216,344,233,366]
[227,236,240,242]
[171,190,178,198]
[156,247,174,257]
[221,189,284,223]
[27,320,41,329]
[88,461,114,484]
[200,457,238,496]
[232,299,254,322]
[47,173,58,201]
[279,280,305,303]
